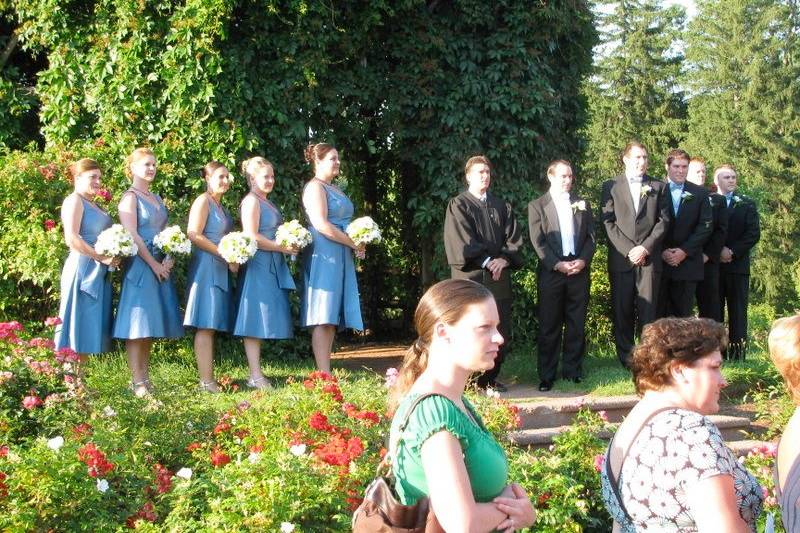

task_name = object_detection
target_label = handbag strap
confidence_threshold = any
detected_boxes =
[386,392,446,466]
[606,406,678,524]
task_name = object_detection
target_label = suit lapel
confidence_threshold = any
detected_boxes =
[616,175,637,218]
[543,192,560,234]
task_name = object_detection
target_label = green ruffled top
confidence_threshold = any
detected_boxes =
[390,393,509,505]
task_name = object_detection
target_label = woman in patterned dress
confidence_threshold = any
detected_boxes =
[113,148,184,397]
[300,143,364,373]
[600,317,763,532]
[184,161,236,392]
[54,159,118,367]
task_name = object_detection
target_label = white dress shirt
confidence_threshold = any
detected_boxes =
[552,191,576,257]
[626,172,643,213]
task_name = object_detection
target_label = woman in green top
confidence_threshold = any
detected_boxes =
[389,279,536,532]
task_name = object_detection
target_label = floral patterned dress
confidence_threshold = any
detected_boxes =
[600,408,763,532]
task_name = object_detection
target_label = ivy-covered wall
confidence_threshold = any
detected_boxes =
[0,0,598,339]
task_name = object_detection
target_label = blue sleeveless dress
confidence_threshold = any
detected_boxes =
[183,196,234,331]
[233,196,295,339]
[54,196,113,354]
[300,182,363,330]
[112,191,184,340]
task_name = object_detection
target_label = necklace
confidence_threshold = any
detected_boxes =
[132,186,153,197]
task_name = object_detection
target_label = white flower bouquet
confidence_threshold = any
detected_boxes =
[153,225,191,257]
[218,232,258,264]
[95,224,138,271]
[346,216,382,247]
[275,219,313,251]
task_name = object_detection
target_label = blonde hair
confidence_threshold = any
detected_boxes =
[125,148,155,179]
[769,315,800,404]
[388,279,494,411]
[68,158,101,184]
[241,156,273,187]
[713,164,736,180]
[465,155,492,175]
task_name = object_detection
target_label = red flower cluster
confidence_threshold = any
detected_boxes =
[55,347,79,364]
[27,359,55,376]
[213,421,232,434]
[37,163,58,181]
[44,219,57,231]
[303,371,344,402]
[186,442,202,452]
[72,423,93,439]
[22,394,43,410]
[342,403,380,426]
[95,188,112,202]
[28,337,55,350]
[126,501,156,528]
[346,488,363,511]
[77,443,114,478]
[309,411,332,432]
[0,471,7,498]
[217,375,239,392]
[0,321,24,343]
[0,446,8,458]
[44,316,62,327]
[210,446,231,468]
[153,463,172,494]
[537,492,552,508]
[313,434,365,467]
[506,403,522,429]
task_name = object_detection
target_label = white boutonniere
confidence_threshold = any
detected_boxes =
[680,191,694,202]
[640,185,652,198]
[732,195,743,207]
[571,200,586,213]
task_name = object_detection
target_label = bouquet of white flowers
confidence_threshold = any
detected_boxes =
[346,216,382,247]
[153,225,192,257]
[218,232,258,264]
[95,224,138,271]
[276,220,313,251]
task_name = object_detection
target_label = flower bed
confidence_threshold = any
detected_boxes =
[0,320,785,531]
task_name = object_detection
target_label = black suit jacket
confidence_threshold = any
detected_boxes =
[662,180,713,281]
[443,190,524,299]
[528,192,595,271]
[720,195,760,275]
[704,192,729,263]
[601,175,671,272]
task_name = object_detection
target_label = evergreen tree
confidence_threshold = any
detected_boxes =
[685,0,800,310]
[581,0,687,193]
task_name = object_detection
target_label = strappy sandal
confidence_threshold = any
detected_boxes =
[130,379,154,398]
[199,380,220,393]
[246,376,273,390]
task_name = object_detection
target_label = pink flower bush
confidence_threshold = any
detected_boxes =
[44,316,62,327]
[593,453,605,472]
[95,188,112,202]
[22,394,43,410]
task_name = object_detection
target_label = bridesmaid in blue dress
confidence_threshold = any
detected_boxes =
[113,148,184,397]
[184,161,235,393]
[301,143,364,373]
[54,158,118,367]
[233,156,297,389]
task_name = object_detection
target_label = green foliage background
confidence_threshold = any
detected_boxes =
[0,0,599,348]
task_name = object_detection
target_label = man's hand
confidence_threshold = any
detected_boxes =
[566,259,586,276]
[487,257,509,281]
[720,246,733,263]
[628,245,649,265]
[703,253,709,264]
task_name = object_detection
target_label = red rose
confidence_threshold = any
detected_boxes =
[44,219,57,231]
[210,447,230,467]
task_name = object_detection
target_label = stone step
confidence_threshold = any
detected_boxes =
[513,394,638,429]
[508,414,756,449]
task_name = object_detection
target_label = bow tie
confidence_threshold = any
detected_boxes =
[669,182,682,192]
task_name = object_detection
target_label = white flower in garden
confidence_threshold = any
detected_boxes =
[176,467,193,480]
[46,436,64,451]
[280,522,295,533]
[248,452,260,464]
[289,443,306,456]
[102,405,117,417]
[96,479,109,493]
[485,387,500,399]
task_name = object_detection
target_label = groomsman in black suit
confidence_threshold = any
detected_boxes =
[601,141,671,367]
[657,149,712,318]
[444,155,524,391]
[687,157,729,321]
[715,165,760,360]
[528,160,595,391]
